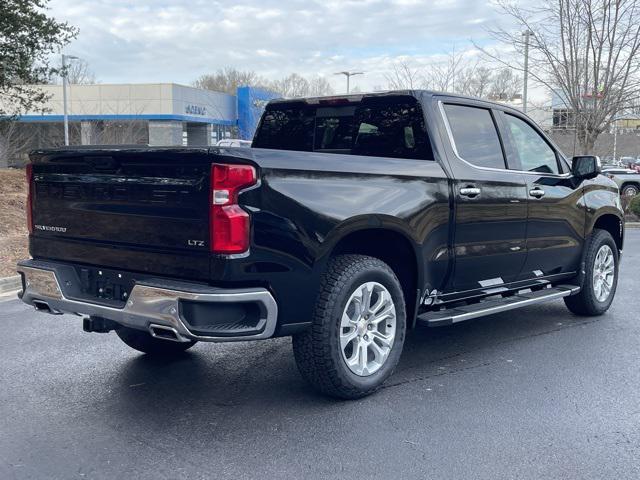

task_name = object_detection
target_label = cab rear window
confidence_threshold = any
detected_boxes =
[252,96,434,160]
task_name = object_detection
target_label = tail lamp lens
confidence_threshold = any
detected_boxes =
[26,163,33,234]
[210,163,256,254]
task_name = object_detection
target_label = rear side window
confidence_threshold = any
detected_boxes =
[252,96,433,160]
[443,104,506,169]
[504,113,559,174]
[253,106,314,152]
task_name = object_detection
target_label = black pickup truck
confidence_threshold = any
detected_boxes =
[18,91,624,398]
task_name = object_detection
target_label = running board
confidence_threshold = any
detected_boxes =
[417,285,580,327]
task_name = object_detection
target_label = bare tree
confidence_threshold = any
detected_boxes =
[0,120,37,166]
[193,68,267,95]
[48,59,98,86]
[385,61,423,90]
[458,64,494,98]
[66,59,96,84]
[385,50,520,102]
[271,73,310,98]
[489,68,522,101]
[192,68,337,99]
[484,0,640,153]
[424,48,469,92]
[92,121,147,144]
[307,76,335,96]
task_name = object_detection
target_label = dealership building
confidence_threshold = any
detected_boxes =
[3,83,278,165]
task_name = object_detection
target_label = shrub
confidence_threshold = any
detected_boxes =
[628,195,640,217]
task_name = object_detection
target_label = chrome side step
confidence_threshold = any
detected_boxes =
[417,285,580,327]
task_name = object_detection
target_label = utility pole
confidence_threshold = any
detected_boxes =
[62,54,79,146]
[334,71,363,94]
[522,30,533,114]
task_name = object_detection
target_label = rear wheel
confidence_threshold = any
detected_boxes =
[564,229,619,316]
[292,255,406,399]
[116,326,197,355]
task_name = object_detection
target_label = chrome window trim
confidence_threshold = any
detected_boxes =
[438,101,572,179]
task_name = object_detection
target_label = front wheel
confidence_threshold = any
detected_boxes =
[116,326,197,355]
[292,255,406,399]
[564,229,619,316]
[621,184,639,197]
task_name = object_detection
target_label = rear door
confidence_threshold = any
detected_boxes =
[498,111,585,279]
[439,100,529,292]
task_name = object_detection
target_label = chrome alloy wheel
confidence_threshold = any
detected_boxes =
[339,282,397,377]
[593,244,615,302]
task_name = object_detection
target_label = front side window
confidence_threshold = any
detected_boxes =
[443,104,506,169]
[504,114,559,174]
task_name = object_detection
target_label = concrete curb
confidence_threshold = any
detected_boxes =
[626,222,640,229]
[0,275,21,295]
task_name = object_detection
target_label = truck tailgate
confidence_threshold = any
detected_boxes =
[29,148,213,279]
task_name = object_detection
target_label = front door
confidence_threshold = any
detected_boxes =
[440,101,529,293]
[499,112,585,280]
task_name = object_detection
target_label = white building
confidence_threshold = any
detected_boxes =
[15,83,237,147]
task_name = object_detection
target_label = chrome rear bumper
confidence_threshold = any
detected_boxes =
[17,261,278,343]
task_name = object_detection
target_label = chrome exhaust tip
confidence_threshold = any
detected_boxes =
[148,324,190,343]
[32,300,63,315]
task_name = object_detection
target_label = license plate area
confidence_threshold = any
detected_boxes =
[76,266,135,304]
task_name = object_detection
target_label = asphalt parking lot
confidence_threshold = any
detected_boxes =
[1,232,639,480]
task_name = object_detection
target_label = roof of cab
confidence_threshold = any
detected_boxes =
[266,89,523,113]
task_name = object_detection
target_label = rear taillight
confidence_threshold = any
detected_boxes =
[26,163,33,234]
[210,163,257,254]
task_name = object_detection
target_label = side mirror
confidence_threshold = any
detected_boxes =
[572,155,601,179]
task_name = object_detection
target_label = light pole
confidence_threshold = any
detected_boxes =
[334,71,363,94]
[612,115,623,163]
[62,54,80,146]
[522,30,533,114]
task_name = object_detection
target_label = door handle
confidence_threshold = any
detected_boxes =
[460,187,481,197]
[529,188,545,198]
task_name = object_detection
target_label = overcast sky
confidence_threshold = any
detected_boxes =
[50,0,517,93]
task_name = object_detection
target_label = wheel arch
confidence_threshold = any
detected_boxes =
[323,219,423,328]
[590,212,624,252]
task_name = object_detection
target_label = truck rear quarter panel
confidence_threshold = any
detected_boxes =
[222,148,451,330]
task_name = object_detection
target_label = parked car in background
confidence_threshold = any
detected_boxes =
[620,156,639,170]
[602,168,640,196]
[601,156,619,168]
[216,139,252,148]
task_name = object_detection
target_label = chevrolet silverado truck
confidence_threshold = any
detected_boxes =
[17,91,623,399]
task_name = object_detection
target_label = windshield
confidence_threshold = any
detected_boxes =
[252,95,433,160]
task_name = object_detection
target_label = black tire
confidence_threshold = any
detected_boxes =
[564,229,619,316]
[116,326,197,355]
[292,254,406,399]
[621,184,639,197]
